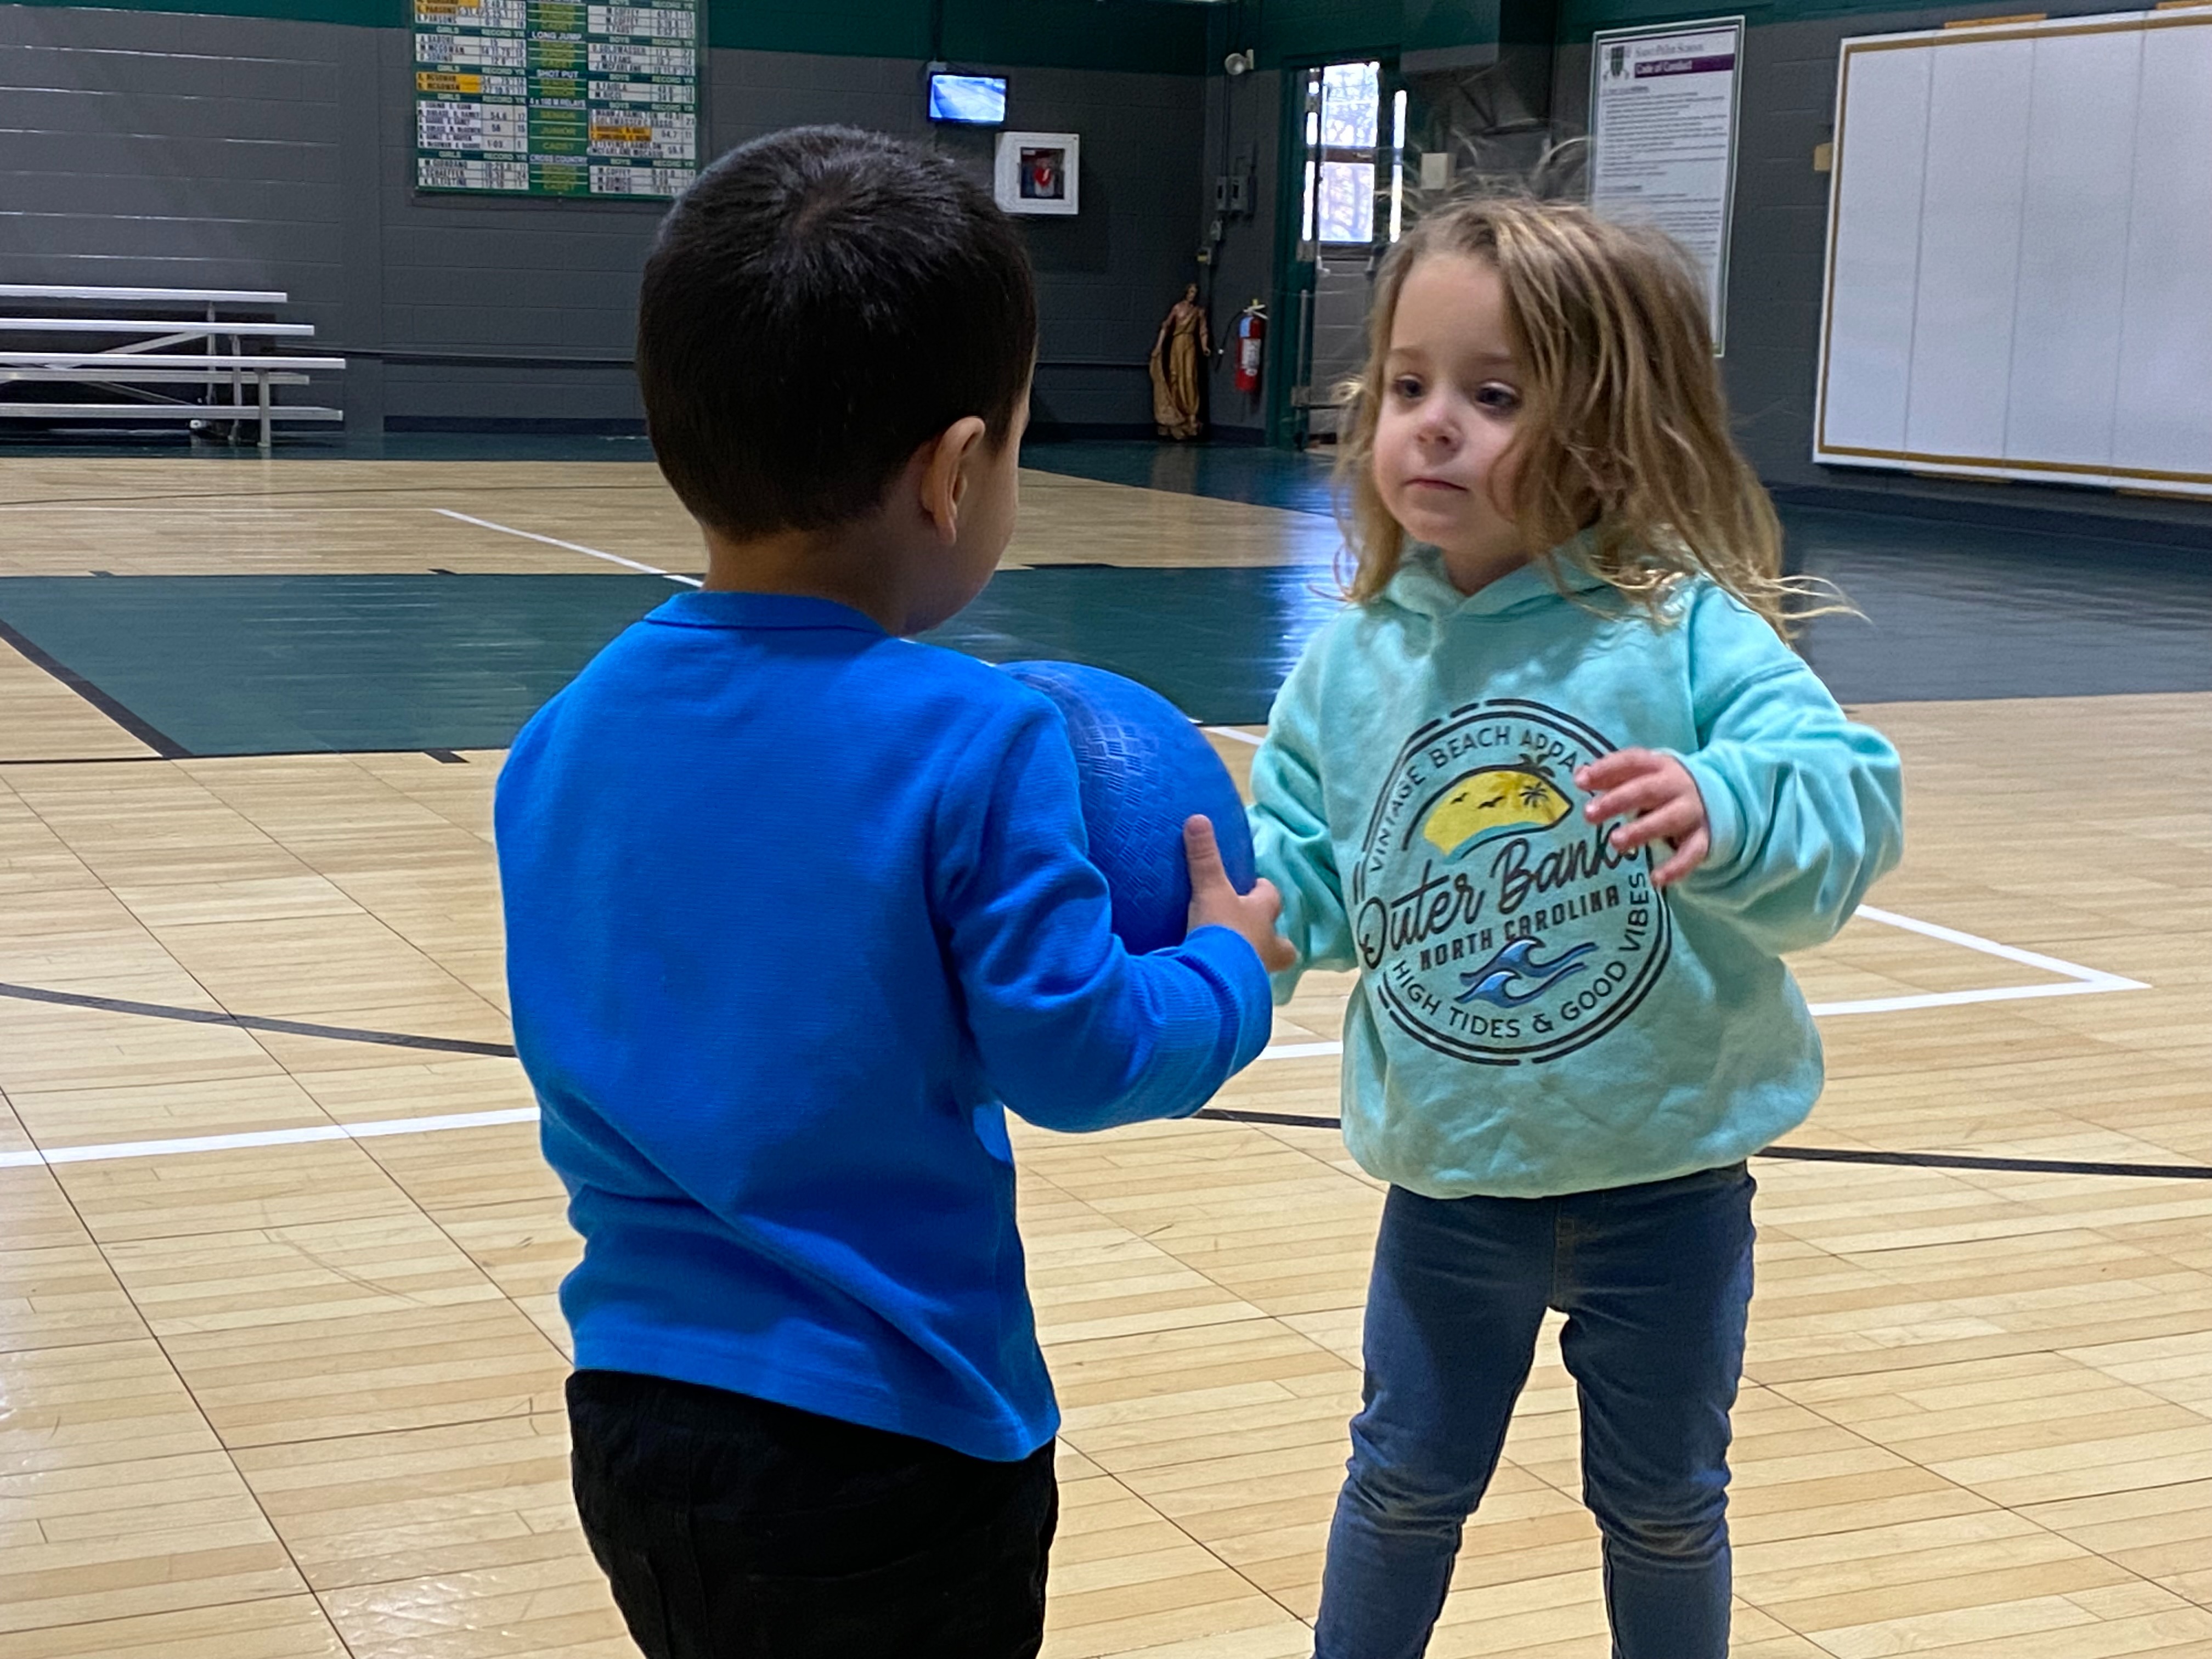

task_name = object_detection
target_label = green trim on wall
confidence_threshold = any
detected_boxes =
[7,0,403,23]
[1557,0,1768,37]
[1263,60,1308,446]
[5,0,1208,70]
[13,0,2136,59]
[1553,0,2135,40]
[703,1,924,57]
[702,0,1212,69]
[1255,0,1403,66]
[939,0,1210,72]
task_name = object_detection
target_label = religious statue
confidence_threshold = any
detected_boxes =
[1148,283,1210,441]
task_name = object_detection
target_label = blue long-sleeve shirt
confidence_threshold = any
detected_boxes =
[496,591,1272,1460]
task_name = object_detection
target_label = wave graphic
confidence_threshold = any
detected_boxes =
[1455,938,1599,1007]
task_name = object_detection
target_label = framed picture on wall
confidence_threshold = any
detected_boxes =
[995,132,1080,215]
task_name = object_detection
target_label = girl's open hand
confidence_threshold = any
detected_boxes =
[1575,749,1711,889]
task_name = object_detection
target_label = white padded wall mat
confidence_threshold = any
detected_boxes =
[2003,27,2140,475]
[1816,9,2212,496]
[1815,43,1931,458]
[2114,22,2212,481]
[1902,36,2032,468]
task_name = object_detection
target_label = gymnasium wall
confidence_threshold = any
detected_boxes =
[1555,0,2212,535]
[1182,0,2212,527]
[0,1,1210,436]
[1197,65,1282,442]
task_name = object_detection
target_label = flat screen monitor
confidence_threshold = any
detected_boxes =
[929,74,1007,125]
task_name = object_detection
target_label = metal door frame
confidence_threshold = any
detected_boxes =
[1269,56,1406,449]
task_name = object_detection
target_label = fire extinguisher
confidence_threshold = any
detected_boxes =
[1233,301,1266,394]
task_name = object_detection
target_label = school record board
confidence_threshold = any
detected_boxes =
[413,0,700,199]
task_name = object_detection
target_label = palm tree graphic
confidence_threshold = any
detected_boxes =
[1515,752,1560,810]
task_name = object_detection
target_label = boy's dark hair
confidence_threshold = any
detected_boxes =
[637,126,1038,539]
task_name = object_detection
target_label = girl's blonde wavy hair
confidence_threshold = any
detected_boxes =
[1336,196,1835,637]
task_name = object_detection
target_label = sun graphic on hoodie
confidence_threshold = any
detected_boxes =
[1421,759,1575,858]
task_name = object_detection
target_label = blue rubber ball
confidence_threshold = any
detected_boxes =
[1002,661,1256,955]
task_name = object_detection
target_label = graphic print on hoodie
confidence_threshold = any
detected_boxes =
[1352,699,1673,1066]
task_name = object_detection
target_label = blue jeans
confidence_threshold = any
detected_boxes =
[1314,1164,1754,1659]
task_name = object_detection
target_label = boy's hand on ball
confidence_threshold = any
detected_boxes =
[1184,816,1296,971]
[1575,749,1711,889]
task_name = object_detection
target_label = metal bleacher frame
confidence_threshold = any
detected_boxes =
[0,285,344,448]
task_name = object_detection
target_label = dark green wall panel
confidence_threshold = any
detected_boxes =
[7,0,2104,58]
[9,0,401,24]
[1255,0,1403,65]
[940,0,1210,72]
[9,0,1207,69]
[1553,0,2076,40]
[706,0,925,56]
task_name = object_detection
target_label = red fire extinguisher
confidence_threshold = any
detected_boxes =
[1233,301,1266,394]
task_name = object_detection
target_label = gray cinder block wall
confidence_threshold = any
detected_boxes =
[0,3,1207,434]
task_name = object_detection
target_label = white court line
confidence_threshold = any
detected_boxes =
[1252,905,2149,1063]
[0,1107,539,1171]
[1205,725,1265,746]
[433,507,702,586]
[1852,904,2146,992]
[0,905,2147,1169]
[1260,1040,1345,1060]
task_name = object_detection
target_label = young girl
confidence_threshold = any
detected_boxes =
[1249,199,1905,1659]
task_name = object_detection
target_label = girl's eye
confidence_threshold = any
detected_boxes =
[1476,383,1522,413]
[1391,375,1424,400]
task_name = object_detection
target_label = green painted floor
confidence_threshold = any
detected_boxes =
[0,482,2207,758]
[6,513,2212,758]
[0,575,679,756]
[0,568,1344,757]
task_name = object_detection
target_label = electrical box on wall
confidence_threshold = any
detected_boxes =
[1215,146,1255,218]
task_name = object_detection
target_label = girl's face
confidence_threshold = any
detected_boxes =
[1372,252,1529,594]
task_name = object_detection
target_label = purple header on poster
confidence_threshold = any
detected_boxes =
[1636,53,1736,76]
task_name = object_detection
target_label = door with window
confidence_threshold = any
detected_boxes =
[1285,59,1407,443]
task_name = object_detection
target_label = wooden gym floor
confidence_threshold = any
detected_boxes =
[0,454,2208,1658]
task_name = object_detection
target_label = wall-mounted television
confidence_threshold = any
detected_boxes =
[928,74,1008,125]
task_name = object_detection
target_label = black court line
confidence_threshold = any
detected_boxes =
[0,980,516,1058]
[0,745,498,766]
[1197,1108,1347,1130]
[0,616,189,758]
[2,981,2199,1181]
[1755,1143,2212,1181]
[0,754,178,765]
[1191,1109,2212,1181]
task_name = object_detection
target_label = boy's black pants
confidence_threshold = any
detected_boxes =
[568,1369,1058,1658]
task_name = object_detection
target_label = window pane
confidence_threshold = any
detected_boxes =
[1321,61,1379,149]
[1390,89,1408,241]
[1318,160,1373,244]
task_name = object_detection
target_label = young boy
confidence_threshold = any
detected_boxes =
[495,126,1291,1659]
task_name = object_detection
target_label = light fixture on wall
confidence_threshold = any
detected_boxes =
[1223,50,1254,75]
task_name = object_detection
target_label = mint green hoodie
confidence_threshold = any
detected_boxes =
[1249,544,1904,1200]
